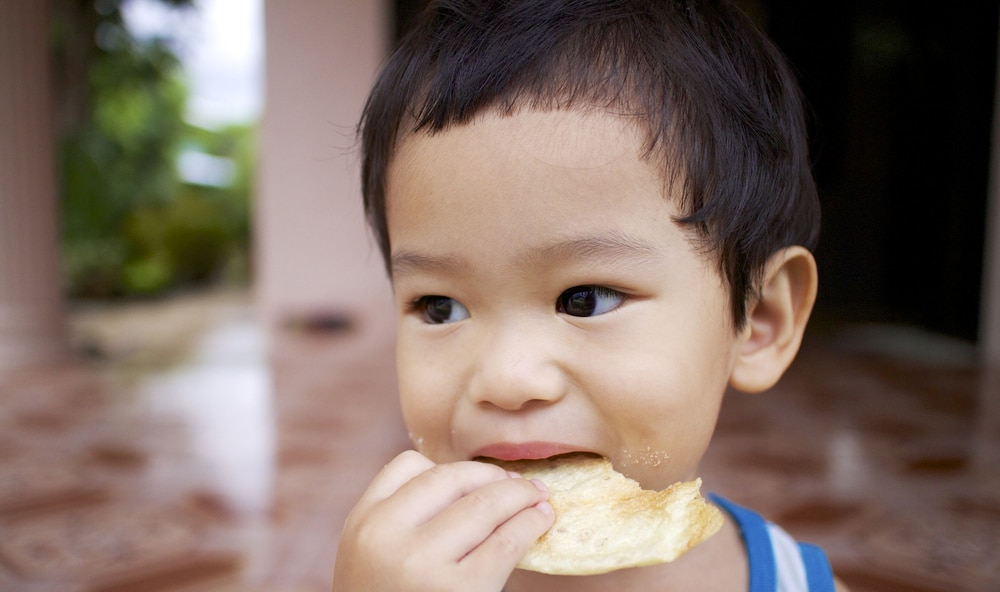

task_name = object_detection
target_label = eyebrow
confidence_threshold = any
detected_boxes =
[390,232,661,280]
[522,232,662,268]
[390,249,473,281]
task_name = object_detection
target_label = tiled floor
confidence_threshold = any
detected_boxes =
[0,290,996,591]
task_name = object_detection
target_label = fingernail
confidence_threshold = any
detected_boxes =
[507,471,522,479]
[536,501,554,516]
[530,478,547,492]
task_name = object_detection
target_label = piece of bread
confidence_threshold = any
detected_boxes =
[487,453,724,575]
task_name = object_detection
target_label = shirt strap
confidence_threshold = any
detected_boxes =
[798,542,835,592]
[709,494,777,592]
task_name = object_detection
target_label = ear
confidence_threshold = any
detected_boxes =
[730,246,818,393]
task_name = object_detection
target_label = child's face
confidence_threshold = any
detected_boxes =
[385,109,748,490]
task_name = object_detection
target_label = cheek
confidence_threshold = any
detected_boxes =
[591,333,731,484]
[396,341,456,457]
[609,376,721,487]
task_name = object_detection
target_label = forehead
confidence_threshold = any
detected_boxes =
[386,108,666,210]
[383,109,696,276]
[413,108,642,166]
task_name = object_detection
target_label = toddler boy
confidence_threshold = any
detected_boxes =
[334,1,846,590]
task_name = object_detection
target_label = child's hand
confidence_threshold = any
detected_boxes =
[332,450,555,592]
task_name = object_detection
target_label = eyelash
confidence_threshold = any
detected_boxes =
[408,285,628,324]
[407,295,440,316]
[556,285,626,317]
[408,295,467,325]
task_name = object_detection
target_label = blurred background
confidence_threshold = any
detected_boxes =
[0,1,997,591]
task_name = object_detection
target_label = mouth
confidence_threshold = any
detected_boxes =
[471,442,600,462]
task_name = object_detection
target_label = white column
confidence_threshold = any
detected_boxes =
[982,9,1000,365]
[256,0,393,331]
[975,9,1000,476]
[0,1,68,373]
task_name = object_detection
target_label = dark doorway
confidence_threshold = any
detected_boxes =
[391,0,999,342]
[759,1,998,342]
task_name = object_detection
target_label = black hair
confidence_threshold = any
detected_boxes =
[359,0,820,329]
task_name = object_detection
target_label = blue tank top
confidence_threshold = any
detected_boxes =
[710,495,835,592]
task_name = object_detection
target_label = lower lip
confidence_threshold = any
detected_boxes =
[472,442,585,461]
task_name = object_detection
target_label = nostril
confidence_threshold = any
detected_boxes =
[468,361,567,411]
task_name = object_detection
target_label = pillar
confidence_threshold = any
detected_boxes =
[255,0,393,331]
[0,1,68,373]
[982,10,1000,365]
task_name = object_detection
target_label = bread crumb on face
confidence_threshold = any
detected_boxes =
[621,446,671,469]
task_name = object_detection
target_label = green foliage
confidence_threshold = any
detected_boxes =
[61,39,186,237]
[56,2,255,299]
[124,187,244,295]
[62,237,128,299]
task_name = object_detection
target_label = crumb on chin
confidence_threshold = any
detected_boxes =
[620,446,671,468]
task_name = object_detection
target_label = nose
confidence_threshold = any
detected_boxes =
[467,320,568,411]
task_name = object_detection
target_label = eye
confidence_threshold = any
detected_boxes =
[413,296,470,324]
[557,285,625,317]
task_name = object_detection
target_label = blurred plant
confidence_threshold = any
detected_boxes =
[51,0,254,299]
[124,124,256,295]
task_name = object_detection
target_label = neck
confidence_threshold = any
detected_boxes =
[504,517,747,592]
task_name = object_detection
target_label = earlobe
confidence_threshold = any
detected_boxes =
[729,246,818,393]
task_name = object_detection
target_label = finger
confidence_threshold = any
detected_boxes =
[380,460,518,529]
[361,450,436,505]
[460,499,555,575]
[419,476,551,561]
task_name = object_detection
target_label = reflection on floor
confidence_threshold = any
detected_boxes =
[0,290,997,591]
